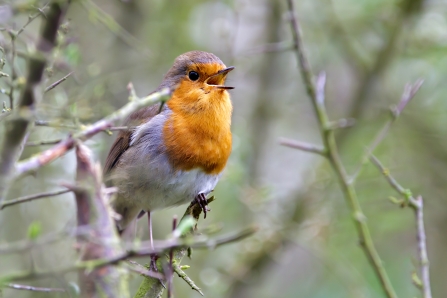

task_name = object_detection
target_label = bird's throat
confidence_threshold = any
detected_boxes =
[163,88,232,175]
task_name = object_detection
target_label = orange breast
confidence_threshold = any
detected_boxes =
[163,79,233,175]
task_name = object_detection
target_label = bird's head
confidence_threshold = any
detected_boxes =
[159,51,234,113]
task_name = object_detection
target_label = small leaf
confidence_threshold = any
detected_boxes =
[172,216,196,238]
[27,221,42,240]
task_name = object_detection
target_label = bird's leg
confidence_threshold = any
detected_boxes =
[194,193,210,219]
[147,211,159,272]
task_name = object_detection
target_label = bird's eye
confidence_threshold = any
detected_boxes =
[188,71,199,81]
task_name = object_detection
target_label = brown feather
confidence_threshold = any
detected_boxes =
[103,103,162,175]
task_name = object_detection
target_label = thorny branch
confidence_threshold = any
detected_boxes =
[351,80,424,180]
[134,197,256,298]
[15,86,171,177]
[284,1,397,297]
[369,156,432,298]
[0,1,69,205]
[1,223,255,282]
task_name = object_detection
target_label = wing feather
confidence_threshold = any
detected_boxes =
[103,103,163,175]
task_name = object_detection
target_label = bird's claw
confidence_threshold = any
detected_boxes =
[195,193,210,218]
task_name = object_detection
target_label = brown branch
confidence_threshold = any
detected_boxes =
[1,223,255,284]
[73,143,127,297]
[0,189,71,209]
[15,86,171,177]
[134,199,256,298]
[25,139,64,146]
[279,138,326,156]
[34,120,79,129]
[0,1,69,205]
[44,70,74,93]
[285,1,397,297]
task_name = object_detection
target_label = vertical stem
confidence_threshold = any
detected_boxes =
[0,1,68,203]
[415,196,432,298]
[285,1,397,297]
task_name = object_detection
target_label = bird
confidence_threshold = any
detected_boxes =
[103,51,234,237]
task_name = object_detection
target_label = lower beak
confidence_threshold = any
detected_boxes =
[206,66,235,89]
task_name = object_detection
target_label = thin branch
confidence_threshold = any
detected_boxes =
[5,283,64,293]
[285,1,397,297]
[25,139,64,146]
[44,71,74,93]
[2,224,256,283]
[369,155,432,298]
[369,155,410,199]
[34,121,134,132]
[0,1,69,205]
[351,80,424,181]
[415,196,431,298]
[15,86,171,177]
[172,263,204,296]
[16,3,50,37]
[1,189,71,209]
[34,120,79,129]
[26,127,132,146]
[125,260,164,280]
[279,138,326,156]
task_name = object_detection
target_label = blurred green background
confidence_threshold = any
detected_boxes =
[1,0,447,297]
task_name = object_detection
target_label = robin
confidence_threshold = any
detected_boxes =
[104,51,234,238]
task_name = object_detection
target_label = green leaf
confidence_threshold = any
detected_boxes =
[27,221,42,240]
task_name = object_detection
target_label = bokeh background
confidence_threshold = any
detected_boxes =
[1,0,447,297]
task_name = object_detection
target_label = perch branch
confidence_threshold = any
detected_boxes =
[72,143,127,297]
[1,223,255,283]
[15,86,171,177]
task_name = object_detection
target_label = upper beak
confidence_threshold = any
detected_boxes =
[206,66,235,90]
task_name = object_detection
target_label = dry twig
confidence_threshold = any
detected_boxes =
[15,86,171,177]
[283,1,397,297]
[1,189,71,209]
[369,156,432,298]
[0,1,69,205]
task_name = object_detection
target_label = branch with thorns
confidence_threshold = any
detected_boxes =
[280,1,429,298]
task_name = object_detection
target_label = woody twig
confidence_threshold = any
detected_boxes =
[0,1,69,205]
[283,1,397,297]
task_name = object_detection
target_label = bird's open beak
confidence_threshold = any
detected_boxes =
[206,66,235,90]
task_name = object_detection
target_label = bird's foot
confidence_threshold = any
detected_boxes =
[149,254,159,272]
[194,193,210,219]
